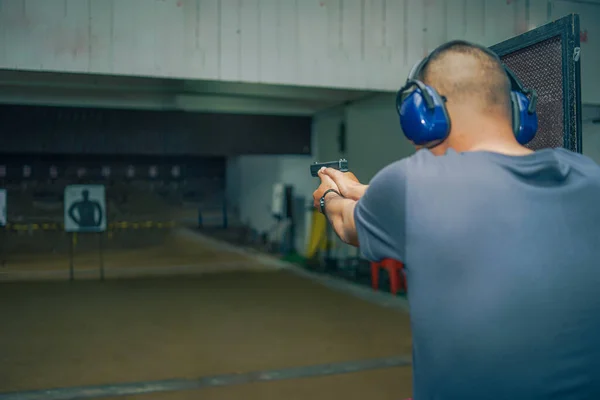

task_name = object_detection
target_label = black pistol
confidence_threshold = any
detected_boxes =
[310,159,349,177]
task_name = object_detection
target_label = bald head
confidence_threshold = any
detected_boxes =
[420,42,512,121]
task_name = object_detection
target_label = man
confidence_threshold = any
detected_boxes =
[313,41,600,399]
[68,189,103,229]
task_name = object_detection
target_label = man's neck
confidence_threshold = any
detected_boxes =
[463,141,534,156]
[446,118,534,156]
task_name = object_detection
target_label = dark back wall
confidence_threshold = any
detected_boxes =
[0,154,227,215]
[0,154,225,183]
[0,104,312,156]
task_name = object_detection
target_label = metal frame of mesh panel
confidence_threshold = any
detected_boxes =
[490,14,582,153]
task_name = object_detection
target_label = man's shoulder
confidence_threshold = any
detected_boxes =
[371,147,600,182]
[368,151,449,188]
[370,157,411,181]
[389,149,452,179]
[553,148,600,169]
[517,148,600,182]
[377,150,437,174]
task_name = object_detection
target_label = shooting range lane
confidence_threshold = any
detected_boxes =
[0,181,268,281]
[0,229,272,281]
[0,228,273,280]
[0,180,413,398]
[0,270,412,397]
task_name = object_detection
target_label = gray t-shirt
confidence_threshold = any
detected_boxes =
[354,148,600,400]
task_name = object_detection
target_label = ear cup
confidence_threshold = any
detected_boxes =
[398,85,451,145]
[510,91,538,145]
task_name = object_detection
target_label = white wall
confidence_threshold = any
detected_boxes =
[226,154,315,254]
[550,0,600,106]
[583,124,600,163]
[582,105,600,163]
[2,0,598,102]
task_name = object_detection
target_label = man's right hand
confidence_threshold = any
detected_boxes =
[320,168,368,200]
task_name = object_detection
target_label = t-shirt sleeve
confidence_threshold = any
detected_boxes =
[353,161,407,262]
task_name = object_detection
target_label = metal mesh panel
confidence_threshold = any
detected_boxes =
[564,42,580,153]
[500,36,564,150]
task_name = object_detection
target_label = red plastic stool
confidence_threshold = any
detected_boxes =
[371,259,406,295]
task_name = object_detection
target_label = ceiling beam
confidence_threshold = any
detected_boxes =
[0,69,380,102]
[0,69,180,92]
[175,94,322,116]
[0,85,334,115]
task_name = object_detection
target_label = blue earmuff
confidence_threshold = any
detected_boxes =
[396,40,538,148]
[506,68,538,145]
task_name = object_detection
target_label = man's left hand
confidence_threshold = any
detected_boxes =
[320,168,366,200]
[313,168,340,209]
[312,168,360,247]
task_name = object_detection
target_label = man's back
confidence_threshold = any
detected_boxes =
[354,148,600,399]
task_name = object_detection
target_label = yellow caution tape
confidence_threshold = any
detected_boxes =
[4,221,178,231]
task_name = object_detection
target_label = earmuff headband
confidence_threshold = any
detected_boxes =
[400,40,537,114]
[397,79,436,110]
[395,40,539,148]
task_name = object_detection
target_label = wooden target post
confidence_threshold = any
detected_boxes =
[64,184,107,282]
[0,188,6,268]
[69,232,76,281]
[98,231,105,281]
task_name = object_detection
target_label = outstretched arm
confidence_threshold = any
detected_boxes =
[95,203,103,227]
[68,203,79,225]
[316,162,407,262]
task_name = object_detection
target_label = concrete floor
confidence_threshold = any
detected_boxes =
[100,368,414,400]
[0,271,413,399]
